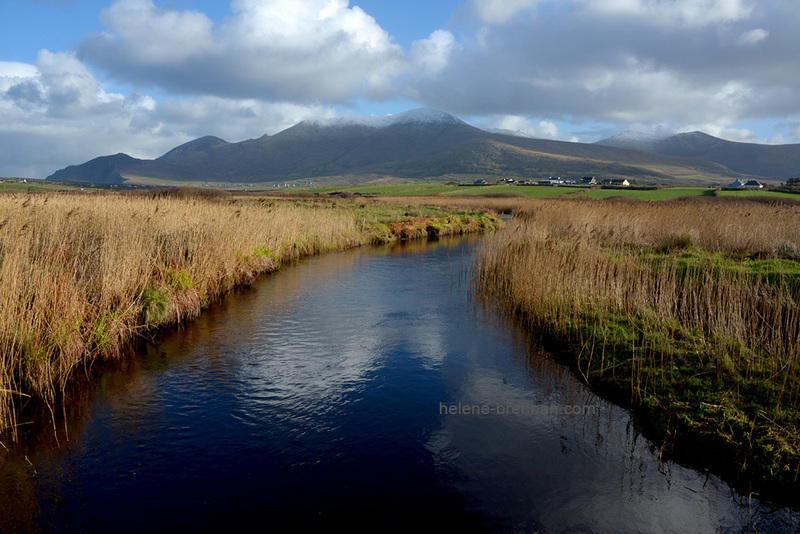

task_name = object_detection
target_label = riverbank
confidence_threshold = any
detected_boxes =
[0,189,502,439]
[474,197,800,500]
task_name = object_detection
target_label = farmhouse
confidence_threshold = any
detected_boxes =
[600,178,632,187]
[538,178,565,186]
[580,176,596,185]
[728,179,764,189]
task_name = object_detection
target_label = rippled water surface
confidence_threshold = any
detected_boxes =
[2,236,799,532]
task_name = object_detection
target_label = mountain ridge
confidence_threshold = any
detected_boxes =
[45,109,796,185]
[597,131,800,180]
[157,135,230,161]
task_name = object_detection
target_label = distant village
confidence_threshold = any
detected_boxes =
[0,175,770,191]
[471,176,636,187]
[470,176,766,189]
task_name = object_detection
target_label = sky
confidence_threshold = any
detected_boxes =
[1,0,799,179]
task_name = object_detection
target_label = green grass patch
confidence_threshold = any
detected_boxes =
[443,184,580,198]
[296,183,478,196]
[165,269,194,291]
[548,297,800,494]
[583,187,714,201]
[296,183,586,198]
[252,245,277,262]
[640,244,800,289]
[0,181,86,192]
[141,284,170,326]
[87,314,112,353]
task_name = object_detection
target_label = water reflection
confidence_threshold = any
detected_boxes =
[429,338,767,532]
[1,235,799,533]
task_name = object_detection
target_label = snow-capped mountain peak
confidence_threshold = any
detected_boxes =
[485,128,537,139]
[389,108,465,125]
[305,108,465,129]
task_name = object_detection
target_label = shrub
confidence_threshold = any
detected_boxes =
[142,284,170,326]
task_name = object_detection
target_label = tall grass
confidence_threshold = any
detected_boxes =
[474,197,800,489]
[0,192,499,439]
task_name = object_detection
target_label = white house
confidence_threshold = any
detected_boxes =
[728,179,764,189]
[538,178,565,186]
[600,178,631,187]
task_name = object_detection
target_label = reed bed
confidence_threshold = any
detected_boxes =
[474,197,800,491]
[0,191,500,439]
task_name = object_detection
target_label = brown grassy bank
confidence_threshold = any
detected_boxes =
[0,191,501,439]
[474,197,800,499]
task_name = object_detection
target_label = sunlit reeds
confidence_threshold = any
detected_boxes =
[0,193,371,433]
[474,197,800,486]
[0,191,499,438]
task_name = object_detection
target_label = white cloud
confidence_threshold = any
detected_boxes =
[37,50,126,117]
[403,0,800,141]
[409,30,456,76]
[95,0,217,64]
[488,115,560,138]
[531,120,560,138]
[1,51,130,120]
[584,0,753,28]
[0,52,335,178]
[79,0,406,102]
[737,28,769,46]
[0,61,39,79]
[472,0,542,24]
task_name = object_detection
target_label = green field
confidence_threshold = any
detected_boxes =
[718,189,800,201]
[0,181,87,192]
[297,183,584,198]
[294,183,458,195]
[18,176,797,202]
[301,183,800,202]
[123,175,281,190]
[443,185,580,198]
[581,187,715,200]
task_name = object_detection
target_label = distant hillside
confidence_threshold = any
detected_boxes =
[597,131,800,181]
[157,135,230,162]
[47,153,144,184]
[46,108,773,186]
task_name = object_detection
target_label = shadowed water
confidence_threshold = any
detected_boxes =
[1,236,798,532]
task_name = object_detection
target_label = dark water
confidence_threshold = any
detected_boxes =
[2,236,799,533]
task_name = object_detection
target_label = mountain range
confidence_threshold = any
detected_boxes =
[595,131,800,181]
[46,109,800,186]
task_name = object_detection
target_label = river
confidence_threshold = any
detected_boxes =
[1,235,798,532]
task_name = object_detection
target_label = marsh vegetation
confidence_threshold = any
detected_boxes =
[475,197,800,495]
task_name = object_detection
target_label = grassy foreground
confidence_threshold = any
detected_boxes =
[474,197,800,498]
[0,190,501,438]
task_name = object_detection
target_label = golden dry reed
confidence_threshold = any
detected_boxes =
[0,192,399,437]
[477,198,800,379]
[475,197,800,483]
